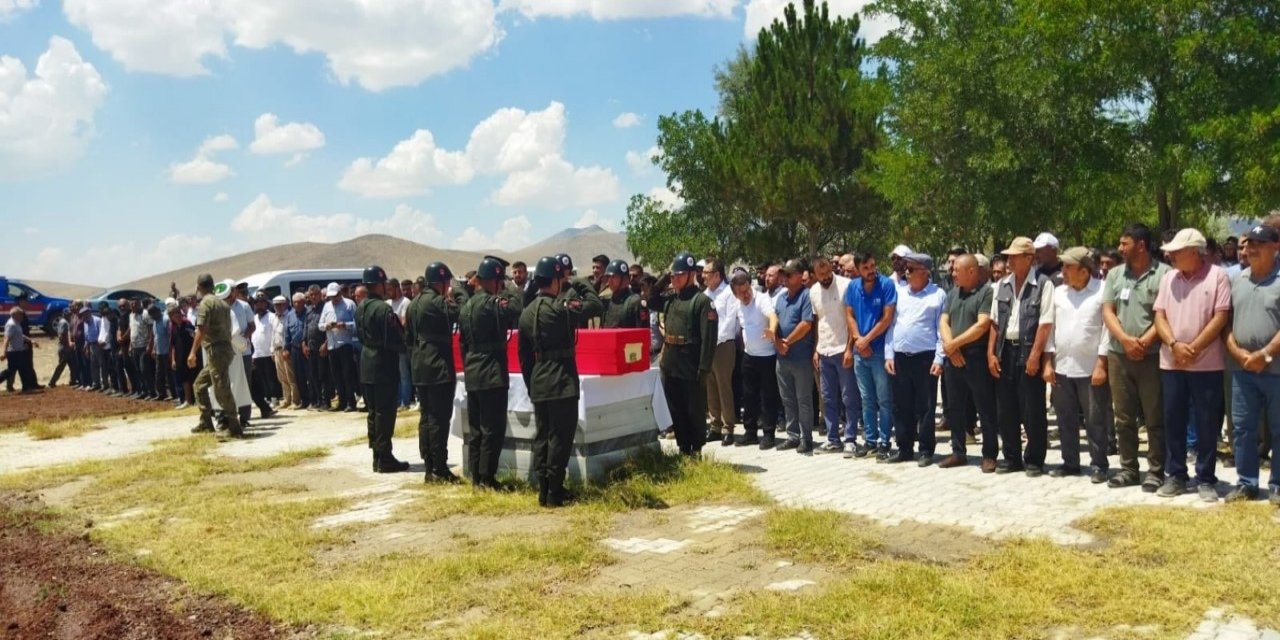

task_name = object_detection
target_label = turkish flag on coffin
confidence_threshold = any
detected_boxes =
[452,328,650,376]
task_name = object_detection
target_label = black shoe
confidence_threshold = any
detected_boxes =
[538,483,549,507]
[853,443,871,459]
[874,447,891,463]
[796,441,813,455]
[546,487,575,508]
[721,432,735,447]
[1225,484,1259,503]
[1090,469,1109,484]
[427,470,461,483]
[777,439,800,451]
[995,462,1025,475]
[344,406,357,413]
[260,409,277,420]
[736,433,760,446]
[1157,477,1187,498]
[917,453,933,468]
[759,434,776,450]
[1107,471,1139,488]
[1050,466,1082,478]
[1141,473,1164,493]
[191,423,215,434]
[886,451,913,464]
[375,455,410,473]
[1025,465,1045,478]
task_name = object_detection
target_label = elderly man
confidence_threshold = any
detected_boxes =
[1,308,40,393]
[1043,248,1111,482]
[1224,225,1280,506]
[810,257,861,455]
[320,282,359,412]
[988,237,1055,476]
[769,259,816,454]
[990,255,1008,283]
[732,272,782,449]
[889,245,912,288]
[1034,232,1064,286]
[285,293,310,409]
[886,253,946,465]
[701,257,740,445]
[845,251,897,460]
[1102,223,1171,491]
[940,255,998,470]
[272,295,301,409]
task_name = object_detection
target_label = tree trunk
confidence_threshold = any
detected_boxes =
[806,224,820,260]
[1156,186,1173,233]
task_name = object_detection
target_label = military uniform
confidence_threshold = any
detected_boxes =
[602,288,647,328]
[193,281,243,437]
[459,258,523,488]
[655,253,718,455]
[518,257,583,507]
[406,263,460,481]
[356,268,408,472]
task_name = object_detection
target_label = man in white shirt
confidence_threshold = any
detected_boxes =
[248,294,279,418]
[1042,247,1111,483]
[731,272,782,449]
[702,258,741,446]
[810,257,861,455]
[319,282,359,412]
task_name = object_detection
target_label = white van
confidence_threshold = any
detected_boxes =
[239,269,364,300]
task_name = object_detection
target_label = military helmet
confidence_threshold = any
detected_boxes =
[554,253,574,272]
[605,259,630,277]
[534,255,566,281]
[425,261,453,285]
[477,255,509,281]
[362,265,388,285]
[671,251,698,274]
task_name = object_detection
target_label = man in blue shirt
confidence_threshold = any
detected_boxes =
[768,259,816,454]
[844,251,898,460]
[286,292,311,409]
[886,253,947,465]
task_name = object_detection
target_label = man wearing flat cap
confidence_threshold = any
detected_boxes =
[987,236,1055,476]
[886,252,947,466]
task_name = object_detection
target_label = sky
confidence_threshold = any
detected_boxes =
[0,0,893,287]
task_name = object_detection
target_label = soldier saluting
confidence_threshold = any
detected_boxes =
[459,255,523,490]
[600,259,648,329]
[406,261,461,483]
[518,256,584,507]
[553,253,604,328]
[652,252,718,456]
[356,265,411,473]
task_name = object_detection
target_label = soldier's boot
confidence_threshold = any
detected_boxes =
[376,452,410,474]
[537,477,550,507]
[191,410,216,434]
[224,416,246,439]
[427,466,460,483]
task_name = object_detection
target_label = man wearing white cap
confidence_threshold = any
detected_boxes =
[890,245,912,288]
[1034,232,1064,286]
[272,295,301,409]
[320,282,359,412]
[1153,228,1231,500]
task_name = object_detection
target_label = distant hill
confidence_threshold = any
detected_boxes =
[110,227,632,296]
[23,280,104,300]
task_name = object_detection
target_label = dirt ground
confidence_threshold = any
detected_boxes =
[0,386,174,428]
[0,493,306,640]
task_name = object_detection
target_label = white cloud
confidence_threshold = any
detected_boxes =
[338,130,474,198]
[466,101,566,174]
[213,191,229,203]
[0,37,108,180]
[501,0,736,20]
[612,112,641,128]
[648,184,685,209]
[574,209,619,232]
[29,234,217,287]
[168,134,238,184]
[0,0,37,21]
[249,113,325,160]
[491,155,620,209]
[23,226,38,235]
[283,153,306,168]
[452,216,533,251]
[63,0,504,91]
[231,195,446,247]
[743,0,897,43]
[625,145,662,174]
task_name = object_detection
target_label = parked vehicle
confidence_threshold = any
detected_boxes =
[85,288,159,313]
[238,269,364,300]
[0,277,73,336]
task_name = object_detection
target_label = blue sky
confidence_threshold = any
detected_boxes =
[0,0,890,287]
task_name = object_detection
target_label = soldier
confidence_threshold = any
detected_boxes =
[553,253,604,328]
[601,259,649,329]
[518,256,584,507]
[406,261,461,482]
[189,274,244,438]
[459,255,523,490]
[356,265,410,473]
[652,252,718,456]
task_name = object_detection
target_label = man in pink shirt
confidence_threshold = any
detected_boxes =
[1153,228,1232,500]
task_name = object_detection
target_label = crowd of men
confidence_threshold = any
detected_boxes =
[6,219,1279,512]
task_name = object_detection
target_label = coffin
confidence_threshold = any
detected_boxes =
[451,328,650,376]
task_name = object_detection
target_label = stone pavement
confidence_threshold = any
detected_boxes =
[677,431,1243,545]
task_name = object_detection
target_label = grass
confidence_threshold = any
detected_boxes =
[4,433,1280,639]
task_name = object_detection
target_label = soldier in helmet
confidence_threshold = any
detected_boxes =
[652,252,718,456]
[601,259,648,329]
[518,256,584,507]
[459,255,524,489]
[406,261,461,482]
[356,265,411,473]
[553,253,604,328]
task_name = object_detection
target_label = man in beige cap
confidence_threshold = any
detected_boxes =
[987,236,1055,476]
[1043,247,1110,483]
[1102,223,1170,492]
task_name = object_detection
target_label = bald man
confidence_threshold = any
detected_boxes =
[938,255,999,470]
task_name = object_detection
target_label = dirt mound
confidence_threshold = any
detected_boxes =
[0,386,174,428]
[0,494,304,640]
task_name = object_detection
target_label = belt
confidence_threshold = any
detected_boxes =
[469,341,506,353]
[664,336,698,346]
